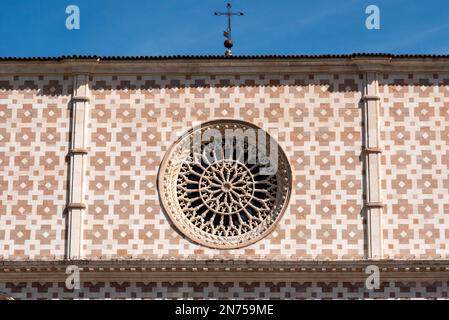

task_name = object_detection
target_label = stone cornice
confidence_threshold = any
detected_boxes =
[1,260,448,282]
[2,57,449,76]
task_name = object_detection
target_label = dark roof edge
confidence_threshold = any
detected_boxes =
[1,53,449,61]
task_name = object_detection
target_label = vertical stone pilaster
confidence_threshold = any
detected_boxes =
[67,74,90,259]
[362,72,383,259]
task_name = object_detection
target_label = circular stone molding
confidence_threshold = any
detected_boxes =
[158,119,292,249]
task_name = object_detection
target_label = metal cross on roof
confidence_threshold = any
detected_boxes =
[214,2,244,57]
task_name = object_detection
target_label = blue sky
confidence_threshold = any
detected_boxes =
[1,0,449,57]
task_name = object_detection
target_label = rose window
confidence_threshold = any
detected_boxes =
[158,120,292,249]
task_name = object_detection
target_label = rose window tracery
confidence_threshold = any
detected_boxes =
[158,120,292,249]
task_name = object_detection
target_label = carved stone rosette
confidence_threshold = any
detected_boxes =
[158,120,292,249]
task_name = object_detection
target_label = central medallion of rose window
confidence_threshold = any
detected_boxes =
[198,159,255,216]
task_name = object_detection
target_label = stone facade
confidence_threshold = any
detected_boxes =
[2,281,448,300]
[1,55,449,299]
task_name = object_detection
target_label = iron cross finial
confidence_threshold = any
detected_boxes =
[214,2,244,56]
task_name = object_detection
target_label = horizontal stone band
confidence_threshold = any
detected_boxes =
[361,95,381,101]
[72,96,90,102]
[362,147,382,154]
[365,202,384,208]
[67,203,87,210]
[69,148,88,155]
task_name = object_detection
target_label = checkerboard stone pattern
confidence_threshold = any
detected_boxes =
[2,72,449,262]
[83,74,365,260]
[2,70,449,299]
[1,281,448,300]
[380,74,449,259]
[0,76,71,260]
